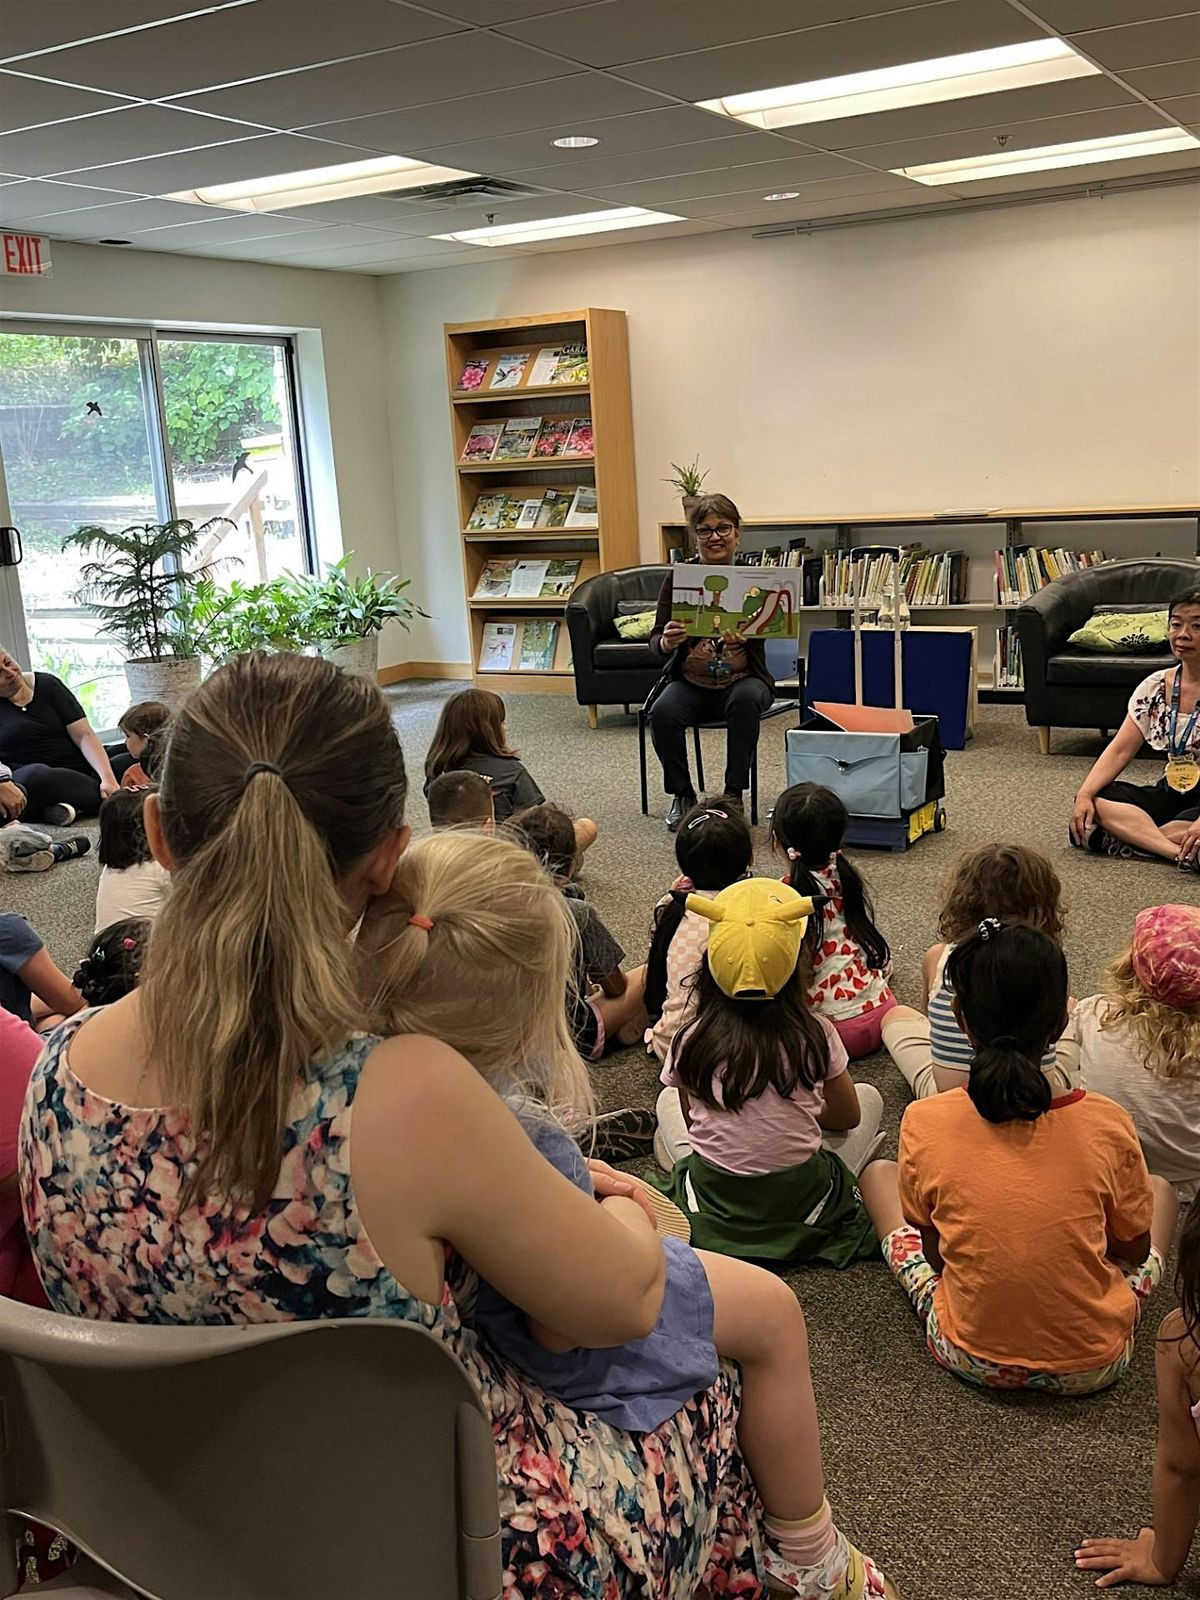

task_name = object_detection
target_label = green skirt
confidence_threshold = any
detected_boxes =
[645,1146,877,1268]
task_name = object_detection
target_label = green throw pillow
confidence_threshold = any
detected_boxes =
[1068,609,1170,653]
[615,610,657,641]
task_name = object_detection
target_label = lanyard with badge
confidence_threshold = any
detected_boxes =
[1165,668,1200,793]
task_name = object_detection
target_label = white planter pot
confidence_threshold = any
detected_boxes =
[124,656,202,712]
[323,636,379,680]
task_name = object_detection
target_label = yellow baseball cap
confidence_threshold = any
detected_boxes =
[686,877,821,1000]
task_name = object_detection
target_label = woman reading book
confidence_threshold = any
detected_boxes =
[648,494,775,831]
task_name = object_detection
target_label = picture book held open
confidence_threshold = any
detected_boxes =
[670,564,802,640]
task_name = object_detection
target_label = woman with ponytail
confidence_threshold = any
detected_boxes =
[769,783,895,1058]
[861,920,1179,1394]
[18,652,793,1599]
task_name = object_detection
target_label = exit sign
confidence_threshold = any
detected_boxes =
[1,233,51,276]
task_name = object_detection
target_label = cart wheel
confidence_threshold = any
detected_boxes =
[934,805,947,833]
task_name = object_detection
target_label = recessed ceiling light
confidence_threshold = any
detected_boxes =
[697,39,1098,129]
[162,155,479,213]
[763,191,800,201]
[895,125,1200,184]
[552,134,600,149]
[433,206,684,247]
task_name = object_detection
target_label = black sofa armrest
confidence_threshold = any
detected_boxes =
[1017,572,1099,725]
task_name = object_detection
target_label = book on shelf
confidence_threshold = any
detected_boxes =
[519,619,559,672]
[818,547,969,608]
[551,343,589,385]
[494,415,541,460]
[994,624,1024,689]
[466,491,506,531]
[455,356,491,392]
[564,485,598,528]
[993,546,1106,606]
[473,558,518,599]
[533,417,573,458]
[490,352,530,389]
[479,621,517,671]
[562,416,594,457]
[737,543,811,569]
[536,487,571,528]
[528,347,564,385]
[540,558,581,598]
[461,421,503,463]
[509,560,551,598]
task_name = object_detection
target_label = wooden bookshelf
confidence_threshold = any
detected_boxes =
[446,309,639,694]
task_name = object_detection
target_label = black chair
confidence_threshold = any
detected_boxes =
[1017,558,1197,753]
[566,567,668,728]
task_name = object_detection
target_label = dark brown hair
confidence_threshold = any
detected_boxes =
[1170,587,1200,619]
[508,801,577,882]
[427,769,493,828]
[424,688,517,782]
[98,787,152,871]
[687,493,741,543]
[143,651,408,1209]
[118,700,172,739]
[937,843,1065,945]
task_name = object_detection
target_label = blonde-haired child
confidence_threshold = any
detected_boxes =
[358,829,893,1600]
[1074,904,1200,1199]
[883,842,1078,1098]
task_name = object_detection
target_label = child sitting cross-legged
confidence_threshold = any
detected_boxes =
[358,828,894,1600]
[861,919,1178,1395]
[649,877,882,1268]
[883,842,1077,1098]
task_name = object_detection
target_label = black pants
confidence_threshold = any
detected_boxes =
[648,676,773,796]
[12,763,102,822]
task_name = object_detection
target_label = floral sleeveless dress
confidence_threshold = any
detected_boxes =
[20,1017,765,1599]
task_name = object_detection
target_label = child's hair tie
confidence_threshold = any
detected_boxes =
[121,937,138,951]
[785,847,800,860]
[408,914,434,932]
[978,917,1002,940]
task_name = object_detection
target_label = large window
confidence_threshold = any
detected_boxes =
[0,327,311,728]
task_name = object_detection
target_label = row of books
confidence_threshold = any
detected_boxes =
[479,618,570,674]
[994,624,1024,689]
[461,415,594,464]
[473,558,582,601]
[994,546,1106,605]
[819,548,970,608]
[466,485,596,532]
[456,343,588,394]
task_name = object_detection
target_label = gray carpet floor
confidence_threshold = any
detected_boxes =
[6,689,1199,1600]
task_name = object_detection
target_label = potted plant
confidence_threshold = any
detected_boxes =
[663,457,708,520]
[187,575,316,662]
[64,518,230,710]
[299,555,428,679]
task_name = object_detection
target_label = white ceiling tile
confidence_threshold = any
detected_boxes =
[167,225,352,258]
[0,2,231,62]
[797,74,1138,152]
[0,69,129,131]
[0,102,264,178]
[669,170,919,216]
[1022,0,1199,34]
[408,104,762,176]
[406,0,593,21]
[34,196,223,236]
[613,0,1048,102]
[172,31,574,127]
[1072,14,1200,70]
[305,72,665,153]
[1121,58,1200,96]
[834,103,1173,172]
[499,0,946,69]
[255,232,471,265]
[570,152,866,206]
[687,190,953,228]
[52,131,387,189]
[125,210,335,246]
[1159,91,1200,120]
[0,178,145,224]
[509,131,800,189]
[17,1,465,99]
[354,190,630,236]
[254,194,439,230]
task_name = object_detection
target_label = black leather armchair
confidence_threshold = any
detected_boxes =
[1017,558,1198,753]
[566,566,667,728]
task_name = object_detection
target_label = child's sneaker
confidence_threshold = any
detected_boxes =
[42,802,76,827]
[765,1530,895,1599]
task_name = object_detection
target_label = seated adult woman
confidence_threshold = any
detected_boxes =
[18,652,767,1598]
[648,494,775,830]
[0,649,121,824]
[1071,587,1200,867]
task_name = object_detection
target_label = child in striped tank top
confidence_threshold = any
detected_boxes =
[883,843,1078,1099]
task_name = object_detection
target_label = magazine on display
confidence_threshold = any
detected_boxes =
[479,622,517,671]
[514,497,543,530]
[509,560,551,598]
[533,417,572,458]
[490,352,530,389]
[540,559,581,597]
[528,347,564,385]
[456,356,490,392]
[562,416,594,457]
[551,343,589,384]
[473,559,518,599]
[564,486,598,528]
[536,488,571,528]
[461,422,503,463]
[519,619,559,672]
[494,415,541,460]
[466,492,506,531]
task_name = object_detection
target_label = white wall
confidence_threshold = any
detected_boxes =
[380,183,1200,666]
[0,240,411,668]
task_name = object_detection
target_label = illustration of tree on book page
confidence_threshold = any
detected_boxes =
[671,564,801,639]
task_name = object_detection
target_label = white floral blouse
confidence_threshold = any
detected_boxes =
[1129,669,1200,755]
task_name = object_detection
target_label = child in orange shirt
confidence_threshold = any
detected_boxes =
[860,919,1178,1395]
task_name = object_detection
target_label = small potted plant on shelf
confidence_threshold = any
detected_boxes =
[663,457,709,520]
[64,517,231,710]
[299,555,428,680]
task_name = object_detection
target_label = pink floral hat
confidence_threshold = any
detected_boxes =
[1131,905,1200,1010]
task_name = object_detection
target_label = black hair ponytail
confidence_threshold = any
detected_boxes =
[770,783,890,969]
[74,918,149,1007]
[945,921,1067,1125]
[645,799,753,1023]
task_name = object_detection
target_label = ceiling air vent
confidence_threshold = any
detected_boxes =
[381,176,546,205]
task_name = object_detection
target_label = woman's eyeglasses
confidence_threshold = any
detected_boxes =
[697,523,735,540]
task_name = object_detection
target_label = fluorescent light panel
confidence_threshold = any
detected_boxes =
[434,206,684,246]
[895,125,1200,184]
[164,154,478,213]
[697,39,1098,129]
